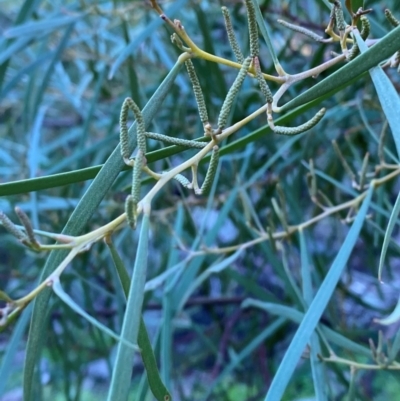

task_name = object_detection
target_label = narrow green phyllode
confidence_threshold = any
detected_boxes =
[107,214,150,401]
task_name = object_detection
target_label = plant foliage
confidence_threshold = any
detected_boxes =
[1,0,400,400]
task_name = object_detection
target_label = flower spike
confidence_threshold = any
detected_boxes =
[270,108,326,136]
[0,211,27,242]
[278,20,324,42]
[385,9,399,27]
[185,59,209,127]
[119,97,147,164]
[254,56,273,104]
[197,146,219,195]
[221,6,244,63]
[15,207,40,250]
[244,0,259,57]
[218,57,251,131]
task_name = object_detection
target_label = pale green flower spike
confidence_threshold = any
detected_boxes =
[126,150,146,229]
[277,19,324,42]
[125,195,136,229]
[198,145,219,195]
[385,9,400,27]
[119,98,130,161]
[328,4,336,24]
[218,57,251,131]
[271,108,326,136]
[334,1,347,32]
[245,0,259,57]
[347,16,370,61]
[145,132,207,149]
[15,207,40,249]
[119,97,147,162]
[125,98,147,154]
[221,6,244,64]
[185,59,209,126]
[360,15,371,36]
[173,173,192,188]
[0,211,27,242]
[131,150,146,205]
[254,56,273,104]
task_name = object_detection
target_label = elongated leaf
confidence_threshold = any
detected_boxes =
[161,204,184,389]
[46,135,117,175]
[28,105,47,228]
[4,15,84,38]
[299,230,328,401]
[77,67,107,151]
[346,368,357,401]
[280,246,305,307]
[264,185,373,401]
[144,257,192,292]
[23,59,183,401]
[388,328,400,364]
[52,280,139,352]
[137,326,163,401]
[177,249,243,312]
[357,101,398,164]
[299,230,312,305]
[107,241,131,296]
[106,238,171,401]
[33,24,75,119]
[172,163,223,311]
[250,0,281,70]
[375,295,400,325]
[242,300,370,356]
[378,191,400,280]
[0,0,42,90]
[107,215,151,401]
[0,50,52,98]
[0,305,32,397]
[193,3,227,98]
[354,30,400,159]
[0,36,34,64]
